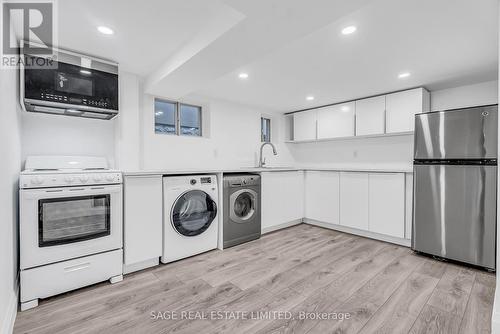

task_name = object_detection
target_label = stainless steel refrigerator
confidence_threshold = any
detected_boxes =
[412,105,498,270]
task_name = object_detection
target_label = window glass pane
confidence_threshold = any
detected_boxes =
[261,117,271,142]
[155,99,176,134]
[180,104,201,136]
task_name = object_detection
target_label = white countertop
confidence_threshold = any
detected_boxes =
[122,164,413,176]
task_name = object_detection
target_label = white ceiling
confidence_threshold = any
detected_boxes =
[55,0,239,75]
[197,0,499,111]
[17,0,500,112]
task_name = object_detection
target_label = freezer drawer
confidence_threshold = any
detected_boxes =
[414,105,497,160]
[412,164,496,269]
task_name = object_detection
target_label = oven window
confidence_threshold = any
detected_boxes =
[38,195,110,247]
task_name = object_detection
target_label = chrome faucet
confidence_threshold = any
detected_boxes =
[259,142,277,167]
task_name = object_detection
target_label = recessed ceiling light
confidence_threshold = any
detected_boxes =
[341,25,357,35]
[238,73,249,79]
[97,26,114,35]
[306,96,315,101]
[398,72,411,79]
[341,106,350,112]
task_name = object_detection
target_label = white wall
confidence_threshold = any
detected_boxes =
[0,67,22,333]
[115,72,142,170]
[140,94,293,171]
[430,80,498,111]
[21,113,116,168]
[288,135,414,168]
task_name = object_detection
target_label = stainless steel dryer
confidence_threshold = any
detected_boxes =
[223,174,261,248]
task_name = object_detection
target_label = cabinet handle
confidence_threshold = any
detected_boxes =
[64,262,91,273]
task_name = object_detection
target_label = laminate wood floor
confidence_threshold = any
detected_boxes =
[14,224,496,334]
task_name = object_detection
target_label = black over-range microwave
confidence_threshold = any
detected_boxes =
[20,46,119,120]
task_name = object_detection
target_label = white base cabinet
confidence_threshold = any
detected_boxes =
[261,171,304,233]
[304,171,340,225]
[123,175,163,272]
[368,173,405,238]
[339,172,369,230]
[302,171,408,243]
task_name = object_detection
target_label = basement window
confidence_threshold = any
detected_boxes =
[261,117,271,142]
[155,98,202,137]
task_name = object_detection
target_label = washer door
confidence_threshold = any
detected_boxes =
[171,190,217,237]
[229,189,258,224]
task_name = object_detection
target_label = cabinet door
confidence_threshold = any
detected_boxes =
[317,102,355,139]
[261,171,304,231]
[304,171,340,225]
[124,175,163,265]
[368,173,405,238]
[339,172,369,230]
[405,173,413,240]
[293,111,317,141]
[355,96,386,136]
[386,88,430,133]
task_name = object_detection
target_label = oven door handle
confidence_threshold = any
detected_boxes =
[64,262,91,273]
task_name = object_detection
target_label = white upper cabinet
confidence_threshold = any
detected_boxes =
[385,88,430,133]
[293,110,317,141]
[368,173,405,238]
[355,96,386,136]
[317,102,355,139]
[290,87,429,142]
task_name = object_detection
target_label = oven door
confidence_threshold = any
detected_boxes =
[20,185,122,269]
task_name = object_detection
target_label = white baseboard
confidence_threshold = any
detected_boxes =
[1,277,19,334]
[261,219,302,234]
[492,284,500,333]
[303,218,411,247]
[123,258,159,275]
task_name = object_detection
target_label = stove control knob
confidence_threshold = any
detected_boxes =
[93,174,103,182]
[79,175,89,183]
[105,174,115,182]
[31,176,44,185]
[64,176,75,183]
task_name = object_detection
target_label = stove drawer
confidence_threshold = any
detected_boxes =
[21,249,122,303]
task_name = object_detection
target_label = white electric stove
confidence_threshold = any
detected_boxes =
[19,156,123,311]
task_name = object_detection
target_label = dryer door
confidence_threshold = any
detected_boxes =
[230,189,258,224]
[171,190,217,236]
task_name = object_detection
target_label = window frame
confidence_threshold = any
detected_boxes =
[154,98,202,137]
[261,117,271,142]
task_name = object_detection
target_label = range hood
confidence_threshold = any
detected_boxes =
[20,44,119,120]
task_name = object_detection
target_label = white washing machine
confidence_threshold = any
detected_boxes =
[162,175,219,264]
